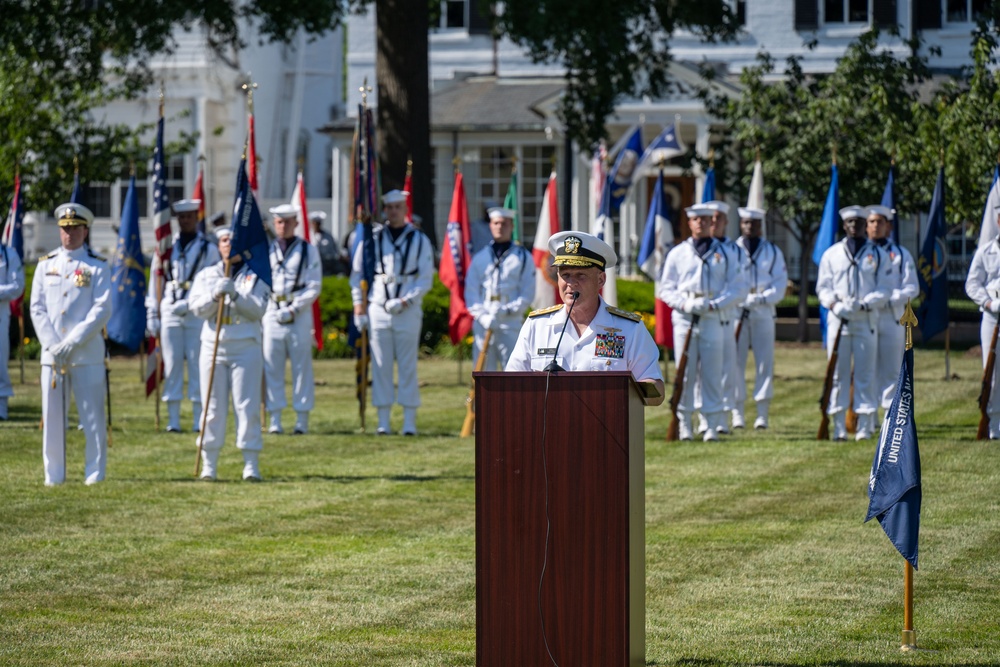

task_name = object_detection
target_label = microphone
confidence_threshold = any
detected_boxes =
[543,291,580,372]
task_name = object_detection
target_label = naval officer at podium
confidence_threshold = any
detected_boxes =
[505,231,664,405]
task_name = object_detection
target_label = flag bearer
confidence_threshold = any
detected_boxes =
[0,240,24,420]
[965,212,1000,439]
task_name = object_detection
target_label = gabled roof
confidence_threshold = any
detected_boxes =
[431,75,565,131]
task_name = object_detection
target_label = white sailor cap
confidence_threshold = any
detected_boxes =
[55,202,94,227]
[548,231,617,270]
[703,200,731,216]
[839,205,867,221]
[382,189,409,204]
[214,226,233,241]
[684,204,715,218]
[269,204,299,219]
[308,210,327,223]
[487,207,516,221]
[866,204,895,220]
[172,199,201,214]
[737,207,766,221]
[209,211,226,226]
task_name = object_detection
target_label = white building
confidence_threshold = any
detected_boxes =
[330,0,984,279]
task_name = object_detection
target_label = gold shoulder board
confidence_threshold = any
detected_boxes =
[528,304,565,318]
[606,306,642,322]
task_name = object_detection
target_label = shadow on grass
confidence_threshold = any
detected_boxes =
[662,658,954,667]
[117,474,476,484]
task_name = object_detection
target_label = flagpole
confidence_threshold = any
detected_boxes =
[18,314,24,384]
[900,300,918,651]
[195,259,230,477]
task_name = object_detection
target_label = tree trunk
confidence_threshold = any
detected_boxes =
[375,0,435,248]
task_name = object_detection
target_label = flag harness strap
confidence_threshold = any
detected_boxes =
[168,239,210,303]
[377,228,422,301]
[273,239,308,302]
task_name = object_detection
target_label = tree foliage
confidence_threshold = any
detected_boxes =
[496,0,739,150]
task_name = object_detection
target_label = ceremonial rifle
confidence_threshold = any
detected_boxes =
[977,319,1000,440]
[734,306,749,343]
[817,322,846,440]
[667,314,699,441]
[460,329,493,437]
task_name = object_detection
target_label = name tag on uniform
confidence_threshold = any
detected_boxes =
[595,333,625,359]
[537,348,556,355]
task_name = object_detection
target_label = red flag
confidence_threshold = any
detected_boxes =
[4,172,25,318]
[655,299,673,349]
[247,113,259,198]
[192,164,206,234]
[292,171,324,350]
[532,170,562,308]
[403,166,414,224]
[145,336,164,397]
[439,172,473,344]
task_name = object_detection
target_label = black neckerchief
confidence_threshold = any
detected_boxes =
[388,225,407,242]
[278,237,292,254]
[179,232,197,251]
[744,236,761,257]
[846,237,866,257]
[492,241,512,259]
[693,237,713,256]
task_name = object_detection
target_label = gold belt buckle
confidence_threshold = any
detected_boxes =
[489,296,501,301]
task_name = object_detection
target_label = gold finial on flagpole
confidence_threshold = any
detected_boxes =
[831,142,838,166]
[242,74,258,113]
[158,81,165,117]
[452,155,461,173]
[360,77,373,107]
[708,148,715,169]
[901,301,918,351]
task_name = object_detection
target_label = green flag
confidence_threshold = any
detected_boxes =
[504,169,519,244]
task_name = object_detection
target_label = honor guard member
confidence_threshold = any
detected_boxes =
[264,204,322,435]
[658,204,745,441]
[189,226,271,481]
[30,203,111,485]
[0,240,25,420]
[867,205,919,413]
[350,189,435,435]
[733,207,788,429]
[816,205,891,441]
[965,213,1000,438]
[506,232,664,402]
[310,211,345,276]
[465,207,536,369]
[146,198,221,432]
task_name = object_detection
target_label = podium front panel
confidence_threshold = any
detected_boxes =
[474,371,645,667]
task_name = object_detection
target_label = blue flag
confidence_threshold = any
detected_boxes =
[866,347,921,569]
[812,164,839,344]
[701,166,716,203]
[638,168,671,279]
[70,169,84,206]
[636,124,685,175]
[230,159,272,288]
[603,126,643,214]
[881,164,898,245]
[107,175,147,352]
[916,168,948,341]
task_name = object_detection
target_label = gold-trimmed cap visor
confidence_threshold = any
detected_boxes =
[55,203,94,227]
[547,231,617,270]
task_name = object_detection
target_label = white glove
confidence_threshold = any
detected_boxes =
[353,313,369,331]
[745,294,759,308]
[479,313,496,331]
[989,300,1000,315]
[890,289,903,306]
[277,308,295,324]
[146,317,161,337]
[384,298,405,315]
[173,300,189,316]
[832,301,851,319]
[212,279,236,300]
[686,297,707,315]
[49,341,70,367]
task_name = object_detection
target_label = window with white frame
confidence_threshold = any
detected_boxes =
[476,144,558,244]
[946,0,988,22]
[824,0,870,23]
[81,156,185,219]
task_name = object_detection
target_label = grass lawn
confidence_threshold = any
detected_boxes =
[1,345,997,666]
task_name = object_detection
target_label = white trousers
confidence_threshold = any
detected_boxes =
[735,308,776,406]
[199,338,263,454]
[42,364,107,485]
[875,309,906,409]
[0,308,11,400]
[826,320,877,415]
[369,304,422,408]
[672,313,724,417]
[471,319,520,371]
[263,316,314,412]
[720,314,739,412]
[161,314,202,402]
[980,315,1000,419]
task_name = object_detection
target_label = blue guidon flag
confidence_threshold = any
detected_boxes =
[230,158,272,288]
[865,347,921,569]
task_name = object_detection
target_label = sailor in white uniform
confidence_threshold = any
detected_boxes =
[965,213,1000,438]
[657,204,745,441]
[866,205,919,412]
[733,207,788,430]
[263,204,322,435]
[350,190,435,435]
[0,239,24,420]
[146,198,221,432]
[816,205,891,441]
[506,231,663,403]
[465,206,535,369]
[189,227,271,481]
[30,203,111,485]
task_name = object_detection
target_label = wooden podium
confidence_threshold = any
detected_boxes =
[474,371,646,667]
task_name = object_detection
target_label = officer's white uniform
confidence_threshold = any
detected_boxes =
[0,245,25,420]
[263,231,322,434]
[816,207,891,440]
[734,212,788,429]
[189,255,270,480]
[146,212,221,431]
[506,298,661,382]
[965,234,1000,438]
[465,240,536,369]
[29,204,111,485]
[658,214,745,440]
[870,221,919,409]
[349,220,434,434]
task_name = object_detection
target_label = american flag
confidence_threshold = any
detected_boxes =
[3,172,25,318]
[291,169,324,350]
[151,116,172,278]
